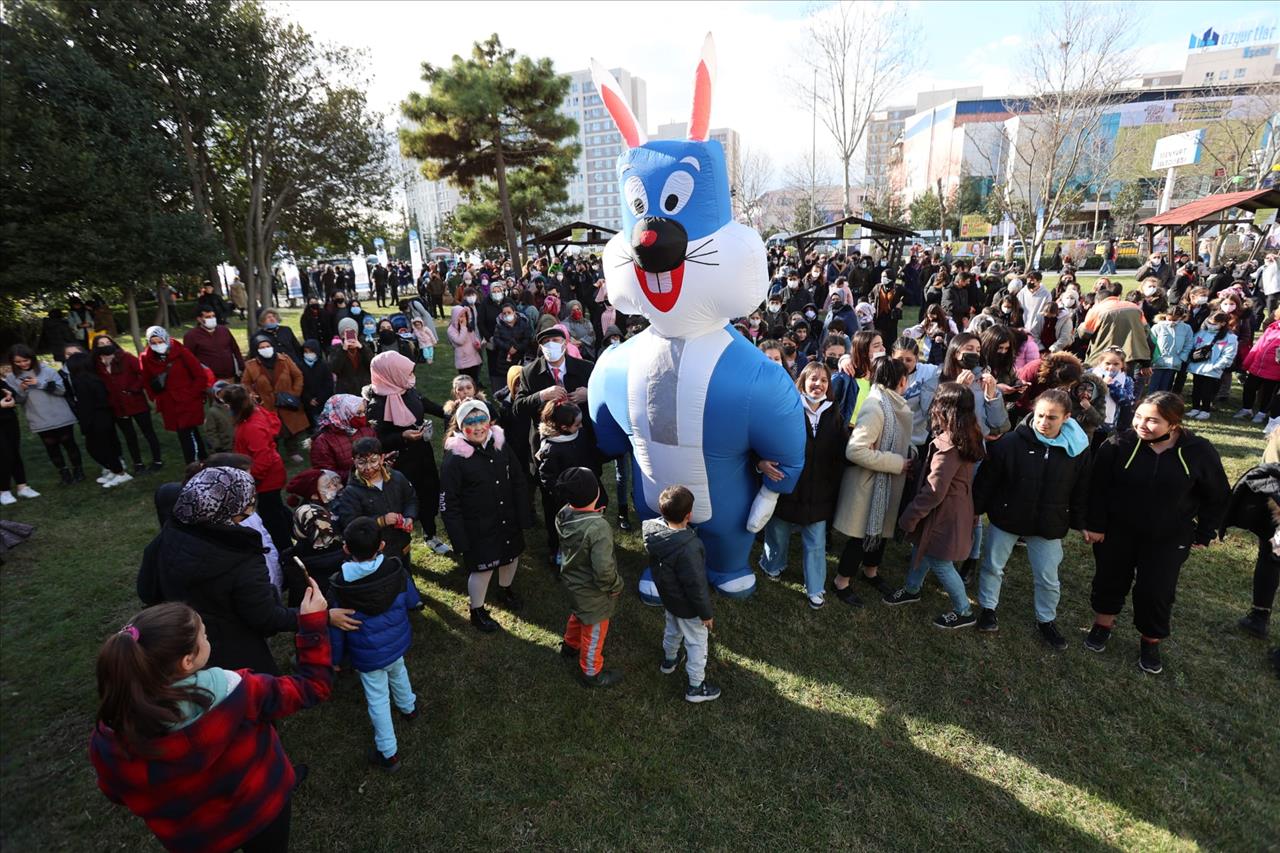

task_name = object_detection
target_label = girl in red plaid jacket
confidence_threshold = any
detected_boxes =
[90,578,333,853]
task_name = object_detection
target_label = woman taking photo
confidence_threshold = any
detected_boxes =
[219,384,293,552]
[138,326,209,465]
[831,356,912,605]
[240,334,308,463]
[973,389,1091,649]
[759,362,849,609]
[884,382,986,629]
[939,333,1009,440]
[1083,392,1230,673]
[4,344,84,484]
[92,335,163,474]
[440,400,533,632]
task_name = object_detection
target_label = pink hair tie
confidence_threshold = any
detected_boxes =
[119,624,140,641]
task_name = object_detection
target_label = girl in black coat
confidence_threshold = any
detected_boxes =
[298,339,335,430]
[534,401,601,567]
[440,400,533,632]
[972,389,1091,648]
[65,352,130,487]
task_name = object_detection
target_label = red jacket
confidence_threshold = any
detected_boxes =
[89,611,332,853]
[95,350,150,418]
[308,424,375,481]
[139,341,209,431]
[233,407,286,493]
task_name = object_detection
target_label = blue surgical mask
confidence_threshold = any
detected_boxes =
[350,306,362,315]
[303,354,318,366]
[263,321,278,330]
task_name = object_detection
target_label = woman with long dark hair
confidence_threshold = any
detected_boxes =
[4,343,83,484]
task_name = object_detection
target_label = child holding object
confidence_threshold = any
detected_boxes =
[555,467,624,688]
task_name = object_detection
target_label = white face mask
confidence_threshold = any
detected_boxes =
[149,342,168,355]
[787,280,799,289]
[1194,296,1208,306]
[303,353,318,365]
[202,317,217,329]
[491,291,503,302]
[541,341,565,362]
[462,274,472,284]
[1142,285,1157,296]
[749,318,760,327]
[465,295,476,305]
[768,303,781,312]
[502,313,516,325]
[804,310,816,319]
[1221,302,1236,313]
[258,347,274,359]
[1202,323,1219,332]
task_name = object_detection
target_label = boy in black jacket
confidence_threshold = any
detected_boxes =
[642,485,721,703]
[331,437,419,562]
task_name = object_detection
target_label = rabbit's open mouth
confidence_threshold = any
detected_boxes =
[633,262,684,313]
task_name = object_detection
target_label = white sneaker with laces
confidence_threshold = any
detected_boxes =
[15,485,39,499]
[112,472,133,487]
[1186,409,1201,418]
[1232,408,1251,420]
[96,471,114,484]
[1254,411,1268,424]
[0,491,15,506]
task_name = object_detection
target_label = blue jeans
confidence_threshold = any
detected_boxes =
[970,517,984,561]
[905,553,971,615]
[1149,368,1176,393]
[1099,259,1117,275]
[358,656,417,759]
[759,517,827,597]
[977,523,1064,623]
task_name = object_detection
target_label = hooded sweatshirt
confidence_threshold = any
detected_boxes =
[555,506,622,624]
[326,554,421,672]
[641,519,712,620]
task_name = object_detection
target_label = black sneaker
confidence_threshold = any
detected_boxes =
[858,573,888,594]
[933,610,977,630]
[1037,620,1067,651]
[580,669,623,688]
[494,585,522,611]
[399,707,420,723]
[977,608,999,632]
[834,584,864,607]
[72,467,85,483]
[59,468,73,486]
[1083,623,1112,653]
[133,462,148,477]
[560,643,580,659]
[617,515,633,532]
[367,749,401,773]
[150,459,165,472]
[883,587,921,606]
[685,681,722,703]
[1237,608,1270,639]
[470,607,500,633]
[659,651,684,674]
[1138,641,1163,674]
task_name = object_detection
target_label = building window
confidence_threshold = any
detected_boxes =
[1234,67,1246,78]
[1218,69,1229,80]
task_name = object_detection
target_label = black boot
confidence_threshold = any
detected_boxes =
[494,584,523,611]
[71,467,85,483]
[59,468,74,486]
[1238,608,1270,638]
[470,606,500,633]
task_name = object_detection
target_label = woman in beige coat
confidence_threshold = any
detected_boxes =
[831,356,913,606]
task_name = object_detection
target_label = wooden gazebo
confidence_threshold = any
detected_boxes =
[784,215,919,267]
[524,221,619,259]
[1139,188,1280,264]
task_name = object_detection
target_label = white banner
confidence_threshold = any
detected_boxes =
[373,237,389,269]
[409,229,424,283]
[282,261,303,301]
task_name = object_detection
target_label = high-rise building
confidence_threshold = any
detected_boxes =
[864,87,983,195]
[653,122,742,208]
[390,129,462,250]
[560,67,647,231]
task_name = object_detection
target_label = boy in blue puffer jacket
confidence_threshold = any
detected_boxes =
[1148,308,1194,393]
[328,516,421,772]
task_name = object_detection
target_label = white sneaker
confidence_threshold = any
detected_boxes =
[96,472,114,484]
[426,536,452,555]
[0,491,15,506]
[15,485,39,499]
[1186,409,1201,418]
[112,471,133,487]
[1268,417,1280,436]
[1196,410,1211,420]
[808,593,826,610]
[1232,408,1251,420]
[1253,411,1268,424]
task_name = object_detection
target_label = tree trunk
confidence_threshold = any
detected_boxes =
[154,277,166,327]
[124,283,142,353]
[842,157,852,217]
[493,135,522,268]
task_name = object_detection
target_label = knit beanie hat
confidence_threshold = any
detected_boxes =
[556,466,601,509]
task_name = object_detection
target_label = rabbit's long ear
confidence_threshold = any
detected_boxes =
[688,32,716,142]
[590,59,647,148]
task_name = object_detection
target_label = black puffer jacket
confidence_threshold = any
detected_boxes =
[137,520,296,674]
[775,404,848,525]
[439,426,533,571]
[973,422,1091,539]
[642,519,712,620]
[490,308,534,367]
[1219,464,1280,539]
[330,469,419,558]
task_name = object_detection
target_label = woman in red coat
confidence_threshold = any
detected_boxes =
[308,393,374,481]
[138,326,209,464]
[91,335,163,474]
[220,384,292,550]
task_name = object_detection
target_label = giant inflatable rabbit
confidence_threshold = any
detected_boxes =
[587,34,806,603]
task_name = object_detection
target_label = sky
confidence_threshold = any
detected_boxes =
[282,0,1279,186]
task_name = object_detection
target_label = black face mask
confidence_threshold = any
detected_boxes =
[1139,430,1172,444]
[378,330,397,344]
[824,356,840,370]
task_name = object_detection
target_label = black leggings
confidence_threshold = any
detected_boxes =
[256,489,294,551]
[0,416,26,489]
[836,536,887,579]
[84,423,124,474]
[37,425,82,471]
[1242,374,1279,413]
[240,797,291,853]
[175,427,208,465]
[1090,530,1190,639]
[541,487,560,557]
[1252,537,1280,612]
[1190,374,1219,412]
[117,412,163,466]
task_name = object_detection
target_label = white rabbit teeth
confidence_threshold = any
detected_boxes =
[645,271,674,293]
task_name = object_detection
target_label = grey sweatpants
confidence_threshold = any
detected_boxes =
[663,611,709,687]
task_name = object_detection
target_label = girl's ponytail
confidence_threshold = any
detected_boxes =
[95,603,210,753]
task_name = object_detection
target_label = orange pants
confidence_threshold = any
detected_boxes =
[563,615,609,676]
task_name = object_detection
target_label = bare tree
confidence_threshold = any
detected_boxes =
[733,147,775,234]
[779,153,836,232]
[1192,80,1280,191]
[796,1,916,217]
[974,1,1136,266]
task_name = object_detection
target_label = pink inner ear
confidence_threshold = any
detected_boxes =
[600,88,641,148]
[689,60,712,141]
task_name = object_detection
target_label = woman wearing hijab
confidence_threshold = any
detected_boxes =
[309,394,375,481]
[137,466,297,673]
[365,351,451,555]
[137,326,209,465]
[281,503,346,605]
[241,334,308,463]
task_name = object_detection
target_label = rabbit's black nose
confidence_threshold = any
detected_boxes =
[631,217,687,273]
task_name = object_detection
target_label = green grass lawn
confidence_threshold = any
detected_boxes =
[1,297,1276,852]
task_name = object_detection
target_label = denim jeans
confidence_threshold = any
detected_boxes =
[977,523,1064,623]
[1148,368,1176,393]
[358,656,417,759]
[663,612,709,686]
[1099,259,1117,275]
[759,516,828,597]
[904,553,971,615]
[969,517,984,561]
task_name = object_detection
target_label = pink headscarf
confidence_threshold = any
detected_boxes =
[369,351,417,427]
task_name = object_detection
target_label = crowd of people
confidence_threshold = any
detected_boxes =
[0,246,1275,852]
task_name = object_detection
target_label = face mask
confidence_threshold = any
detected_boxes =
[749,318,760,327]
[1139,430,1171,444]
[350,306,361,315]
[1221,302,1236,313]
[150,342,168,355]
[768,303,781,312]
[463,274,472,284]
[398,331,413,340]
[202,318,217,330]
[804,310,817,320]
[1142,286,1157,296]
[787,280,798,289]
[378,330,396,343]
[335,300,346,308]
[824,356,839,370]
[502,313,516,325]
[1202,323,1219,332]
[802,392,825,404]
[465,296,477,305]
[363,324,376,336]
[608,338,621,348]
[491,291,503,302]
[349,415,368,428]
[830,302,843,311]
[571,309,583,320]
[303,353,318,366]
[1061,296,1077,308]
[541,341,565,362]
[1194,296,1208,306]
[263,321,278,330]
[258,347,274,359]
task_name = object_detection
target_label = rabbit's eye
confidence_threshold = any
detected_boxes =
[624,176,648,217]
[659,171,694,215]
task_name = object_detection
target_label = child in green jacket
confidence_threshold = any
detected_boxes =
[554,467,623,688]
